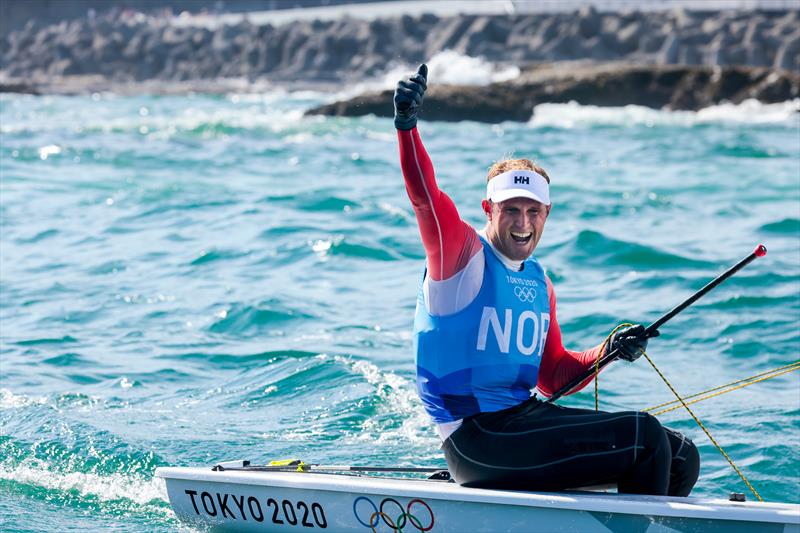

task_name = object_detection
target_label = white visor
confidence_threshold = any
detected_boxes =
[486,170,550,205]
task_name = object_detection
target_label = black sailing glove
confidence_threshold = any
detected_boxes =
[609,324,659,362]
[394,64,427,130]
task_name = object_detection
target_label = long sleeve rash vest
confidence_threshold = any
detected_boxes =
[398,127,605,400]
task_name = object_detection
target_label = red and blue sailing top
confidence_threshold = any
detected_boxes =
[414,237,551,422]
[397,126,606,425]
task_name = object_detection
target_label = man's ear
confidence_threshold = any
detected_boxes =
[546,204,552,217]
[482,199,492,219]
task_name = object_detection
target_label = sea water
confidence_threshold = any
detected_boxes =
[1,85,798,531]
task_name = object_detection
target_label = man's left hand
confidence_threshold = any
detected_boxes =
[610,324,659,362]
[394,64,428,130]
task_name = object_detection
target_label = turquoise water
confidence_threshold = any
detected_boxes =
[1,91,798,531]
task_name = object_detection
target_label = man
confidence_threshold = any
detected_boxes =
[395,64,699,495]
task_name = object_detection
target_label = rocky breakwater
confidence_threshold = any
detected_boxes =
[307,63,800,123]
[1,7,799,93]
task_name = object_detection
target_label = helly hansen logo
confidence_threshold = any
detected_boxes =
[514,175,530,184]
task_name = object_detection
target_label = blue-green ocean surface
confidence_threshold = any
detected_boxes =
[1,90,798,531]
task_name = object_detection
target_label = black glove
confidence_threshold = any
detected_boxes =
[394,64,427,130]
[609,324,659,362]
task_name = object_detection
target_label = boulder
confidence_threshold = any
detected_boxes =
[774,32,800,71]
[306,64,800,123]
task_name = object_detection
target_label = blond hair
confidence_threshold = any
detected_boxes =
[487,158,550,183]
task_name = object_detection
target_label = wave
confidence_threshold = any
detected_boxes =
[0,389,48,409]
[325,50,523,102]
[309,236,401,262]
[228,353,436,447]
[566,230,715,269]
[161,349,319,370]
[0,437,172,526]
[529,99,800,128]
[760,218,800,234]
[208,302,315,336]
[326,355,435,447]
[0,393,173,523]
[376,50,520,88]
[13,228,60,244]
[258,193,360,212]
[190,247,250,266]
[13,335,79,346]
[40,352,92,367]
[0,92,311,136]
[700,294,800,310]
[0,463,168,508]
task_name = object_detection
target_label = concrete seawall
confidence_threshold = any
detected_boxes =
[1,6,798,93]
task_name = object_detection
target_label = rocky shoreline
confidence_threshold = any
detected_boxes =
[2,7,799,94]
[308,63,800,123]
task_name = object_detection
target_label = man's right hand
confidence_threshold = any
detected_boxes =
[609,324,659,362]
[394,64,427,130]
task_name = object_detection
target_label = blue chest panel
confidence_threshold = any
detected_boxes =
[413,238,551,423]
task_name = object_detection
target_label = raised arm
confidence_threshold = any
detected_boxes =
[395,65,479,280]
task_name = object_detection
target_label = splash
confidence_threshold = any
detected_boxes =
[328,355,436,446]
[0,463,168,507]
[379,50,520,88]
[0,92,310,136]
[0,389,48,409]
[528,99,800,128]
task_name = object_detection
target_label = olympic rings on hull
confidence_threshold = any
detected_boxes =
[353,496,434,532]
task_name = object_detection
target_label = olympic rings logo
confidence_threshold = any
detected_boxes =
[514,286,537,302]
[353,496,434,532]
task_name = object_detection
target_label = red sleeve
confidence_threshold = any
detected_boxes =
[537,276,607,397]
[397,127,480,280]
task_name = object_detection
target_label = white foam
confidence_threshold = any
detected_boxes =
[132,106,308,136]
[0,462,169,507]
[694,98,800,124]
[332,50,521,101]
[528,99,800,128]
[0,389,48,409]
[0,93,310,135]
[380,50,520,88]
[377,201,414,222]
[329,355,436,446]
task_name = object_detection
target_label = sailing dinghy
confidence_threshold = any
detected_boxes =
[156,461,800,532]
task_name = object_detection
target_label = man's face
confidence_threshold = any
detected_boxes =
[483,197,550,261]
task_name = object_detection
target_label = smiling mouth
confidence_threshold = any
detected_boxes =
[510,231,532,244]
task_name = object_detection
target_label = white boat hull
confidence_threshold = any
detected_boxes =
[155,467,800,533]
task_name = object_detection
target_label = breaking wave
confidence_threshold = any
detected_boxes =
[529,99,800,128]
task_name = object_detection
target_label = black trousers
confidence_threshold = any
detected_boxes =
[442,396,699,496]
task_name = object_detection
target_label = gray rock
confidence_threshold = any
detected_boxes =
[307,64,800,122]
[678,44,703,65]
[639,30,667,55]
[670,7,697,29]
[616,21,643,54]
[425,15,477,57]
[536,17,561,43]
[774,10,800,36]
[577,5,601,39]
[774,32,800,71]
[743,19,769,46]
[659,35,681,64]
